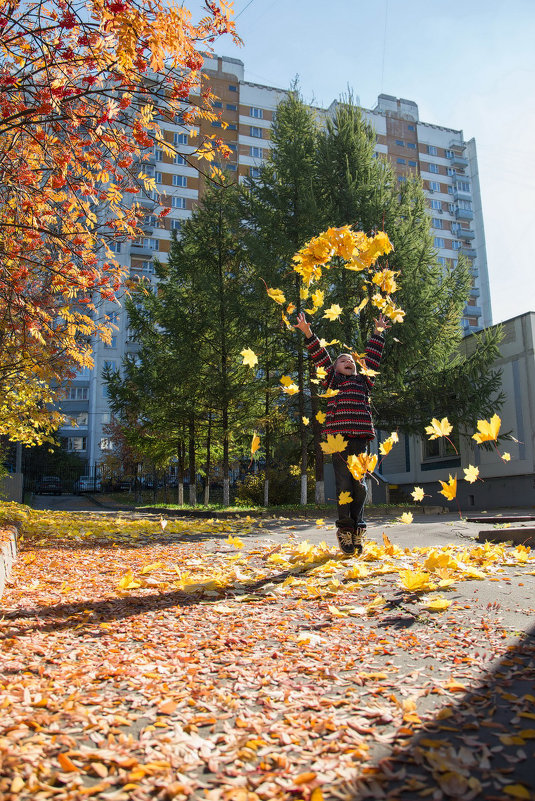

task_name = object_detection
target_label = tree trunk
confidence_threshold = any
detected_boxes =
[188,414,196,506]
[296,276,307,505]
[177,438,184,506]
[152,466,157,503]
[309,355,325,504]
[263,358,270,507]
[223,406,230,507]
[204,411,212,506]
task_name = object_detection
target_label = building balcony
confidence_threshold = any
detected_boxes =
[455,207,474,221]
[461,246,477,258]
[449,154,468,168]
[464,304,482,317]
[470,265,479,277]
[470,287,481,298]
[453,187,472,202]
[459,228,475,240]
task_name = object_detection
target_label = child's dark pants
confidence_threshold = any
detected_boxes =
[332,437,368,532]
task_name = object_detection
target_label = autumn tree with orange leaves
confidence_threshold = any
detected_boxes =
[0,0,239,444]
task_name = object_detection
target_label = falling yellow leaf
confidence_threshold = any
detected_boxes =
[320,434,348,454]
[319,338,340,347]
[353,297,369,314]
[318,388,339,398]
[286,302,296,315]
[250,432,260,456]
[502,451,511,461]
[398,512,413,524]
[338,491,353,505]
[266,287,285,305]
[411,487,424,502]
[316,411,326,424]
[281,383,299,395]
[323,303,343,321]
[240,348,258,368]
[280,375,294,387]
[302,416,310,425]
[316,366,327,379]
[315,518,325,527]
[226,535,244,548]
[463,465,479,483]
[438,474,457,501]
[379,433,398,455]
[347,452,378,480]
[472,413,501,444]
[425,417,453,440]
[503,785,531,800]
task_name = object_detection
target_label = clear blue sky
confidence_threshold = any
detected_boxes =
[190,0,535,325]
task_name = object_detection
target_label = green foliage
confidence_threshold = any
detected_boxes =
[235,469,299,506]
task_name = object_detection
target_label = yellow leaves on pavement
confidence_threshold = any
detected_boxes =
[425,417,453,440]
[225,535,244,548]
[438,474,457,501]
[320,434,348,454]
[399,570,433,592]
[472,413,501,444]
[266,287,285,305]
[118,570,142,590]
[323,303,343,321]
[411,487,425,502]
[338,491,353,505]
[316,411,326,424]
[503,785,532,800]
[463,465,480,483]
[420,594,452,612]
[240,348,258,368]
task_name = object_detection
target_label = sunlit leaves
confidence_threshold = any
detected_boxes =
[250,432,260,456]
[399,569,433,592]
[338,491,353,505]
[315,411,326,424]
[438,474,457,501]
[241,348,258,368]
[379,432,399,456]
[411,487,425,502]
[320,434,348,455]
[323,303,343,321]
[425,417,453,440]
[472,413,501,444]
[397,512,414,524]
[347,452,378,480]
[463,465,480,483]
[266,287,286,305]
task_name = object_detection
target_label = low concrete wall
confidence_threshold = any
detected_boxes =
[0,472,23,503]
[0,526,18,601]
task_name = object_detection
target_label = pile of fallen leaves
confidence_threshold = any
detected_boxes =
[1,504,535,800]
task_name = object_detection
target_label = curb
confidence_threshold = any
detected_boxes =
[0,526,18,601]
[477,528,535,546]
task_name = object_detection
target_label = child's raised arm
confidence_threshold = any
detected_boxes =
[293,311,312,339]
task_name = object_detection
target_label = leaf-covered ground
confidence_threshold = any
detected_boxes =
[1,506,535,800]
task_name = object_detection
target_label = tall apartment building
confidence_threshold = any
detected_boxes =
[58,55,492,472]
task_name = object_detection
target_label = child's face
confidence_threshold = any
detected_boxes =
[335,354,356,375]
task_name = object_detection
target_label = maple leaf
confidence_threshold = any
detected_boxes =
[353,297,369,314]
[338,491,353,505]
[398,512,413,524]
[438,474,457,501]
[318,388,339,398]
[347,452,378,480]
[302,416,310,425]
[411,487,425,502]
[502,451,511,461]
[316,411,326,424]
[266,287,285,305]
[320,434,348,454]
[399,569,433,592]
[240,348,258,368]
[323,304,343,321]
[463,465,479,483]
[472,413,501,444]
[421,594,452,612]
[225,534,244,548]
[319,338,340,347]
[281,383,299,395]
[250,432,260,456]
[425,417,453,440]
[316,366,327,379]
[379,433,398,455]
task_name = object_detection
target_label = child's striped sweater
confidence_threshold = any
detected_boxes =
[305,333,385,441]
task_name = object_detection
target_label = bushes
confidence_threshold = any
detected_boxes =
[235,469,300,506]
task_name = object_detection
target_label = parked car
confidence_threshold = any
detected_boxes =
[73,477,101,494]
[35,476,63,495]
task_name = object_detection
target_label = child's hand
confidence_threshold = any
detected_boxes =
[374,313,391,335]
[294,312,312,338]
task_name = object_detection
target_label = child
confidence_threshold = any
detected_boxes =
[294,310,390,555]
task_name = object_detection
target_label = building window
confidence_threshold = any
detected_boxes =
[155,171,163,184]
[430,199,442,211]
[428,163,439,174]
[67,436,87,452]
[447,167,456,176]
[227,123,237,130]
[395,139,404,146]
[174,133,188,145]
[227,143,237,151]
[398,176,407,183]
[429,181,441,192]
[445,149,454,159]
[226,103,237,111]
[407,142,417,149]
[140,260,154,273]
[452,240,462,250]
[211,120,222,128]
[407,124,415,131]
[456,180,471,193]
[76,412,88,426]
[250,107,263,118]
[109,241,121,253]
[249,167,260,178]
[172,196,186,209]
[250,126,262,138]
[227,164,237,171]
[437,256,447,266]
[104,337,117,349]
[171,219,182,231]
[423,434,458,461]
[213,101,223,108]
[397,157,406,164]
[99,438,113,451]
[174,154,186,165]
[66,386,88,400]
[173,175,187,187]
[228,84,237,92]
[434,237,445,248]
[458,199,473,210]
[432,217,443,229]
[408,160,417,167]
[448,203,455,214]
[249,146,262,158]
[427,145,438,155]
